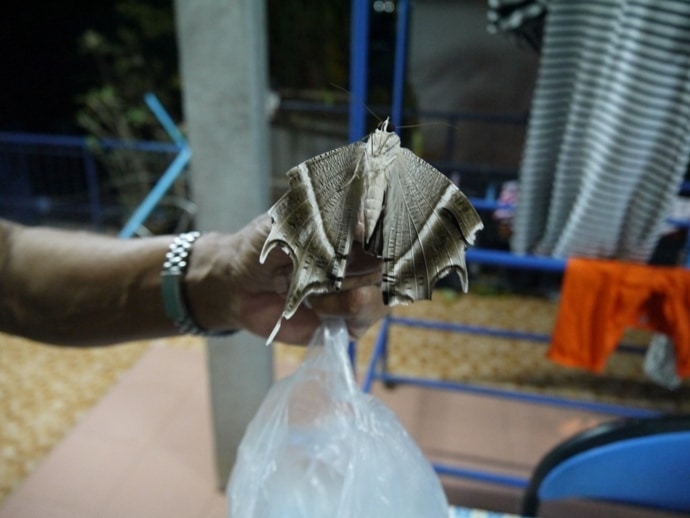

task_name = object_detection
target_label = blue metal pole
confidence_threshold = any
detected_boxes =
[119,94,190,238]
[349,0,370,142]
[144,92,186,146]
[390,0,410,131]
[118,146,192,238]
[377,373,660,418]
[362,316,390,392]
[465,248,567,273]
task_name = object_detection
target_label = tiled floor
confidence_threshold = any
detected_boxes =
[1,345,684,517]
[0,348,225,518]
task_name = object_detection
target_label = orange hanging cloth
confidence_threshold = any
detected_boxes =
[548,258,690,377]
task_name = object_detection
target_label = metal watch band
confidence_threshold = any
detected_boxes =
[160,231,236,337]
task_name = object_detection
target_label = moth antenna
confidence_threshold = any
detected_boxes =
[328,83,383,127]
[363,104,383,125]
[396,120,454,131]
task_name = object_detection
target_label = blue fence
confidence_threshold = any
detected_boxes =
[1,98,525,234]
[2,98,688,242]
[0,132,182,230]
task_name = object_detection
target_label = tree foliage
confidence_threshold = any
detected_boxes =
[267,0,351,96]
[75,0,183,229]
[76,0,180,141]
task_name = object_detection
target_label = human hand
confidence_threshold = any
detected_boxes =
[187,213,388,344]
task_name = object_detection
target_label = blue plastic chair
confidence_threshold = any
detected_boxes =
[521,415,690,516]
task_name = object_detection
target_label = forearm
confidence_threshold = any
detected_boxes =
[0,220,181,346]
[0,215,387,347]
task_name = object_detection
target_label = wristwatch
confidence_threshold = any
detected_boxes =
[160,231,237,336]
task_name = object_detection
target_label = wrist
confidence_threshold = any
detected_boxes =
[161,232,239,336]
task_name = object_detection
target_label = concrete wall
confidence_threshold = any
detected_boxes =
[267,0,540,200]
[407,0,539,168]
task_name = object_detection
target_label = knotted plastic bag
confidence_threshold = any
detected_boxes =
[227,318,448,518]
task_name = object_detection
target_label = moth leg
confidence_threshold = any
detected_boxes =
[338,151,365,192]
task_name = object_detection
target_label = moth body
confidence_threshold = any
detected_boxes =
[362,123,400,255]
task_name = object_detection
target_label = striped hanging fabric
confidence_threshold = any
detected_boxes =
[491,0,690,261]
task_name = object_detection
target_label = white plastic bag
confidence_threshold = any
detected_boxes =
[227,318,448,518]
[644,333,681,390]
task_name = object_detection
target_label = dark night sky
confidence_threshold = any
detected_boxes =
[0,2,117,133]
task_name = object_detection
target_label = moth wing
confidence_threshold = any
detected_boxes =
[381,148,483,305]
[261,142,366,323]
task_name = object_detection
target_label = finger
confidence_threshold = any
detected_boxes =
[346,317,381,341]
[346,245,382,276]
[344,294,390,340]
[309,285,387,322]
[274,307,322,345]
[346,260,381,277]
[339,269,382,291]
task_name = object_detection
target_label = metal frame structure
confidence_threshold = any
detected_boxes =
[0,94,190,237]
[118,94,191,238]
[348,0,690,488]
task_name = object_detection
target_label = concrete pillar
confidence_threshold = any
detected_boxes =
[174,0,273,488]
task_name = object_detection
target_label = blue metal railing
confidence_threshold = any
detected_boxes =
[346,0,690,490]
[1,94,528,234]
[0,94,189,236]
[0,132,180,228]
